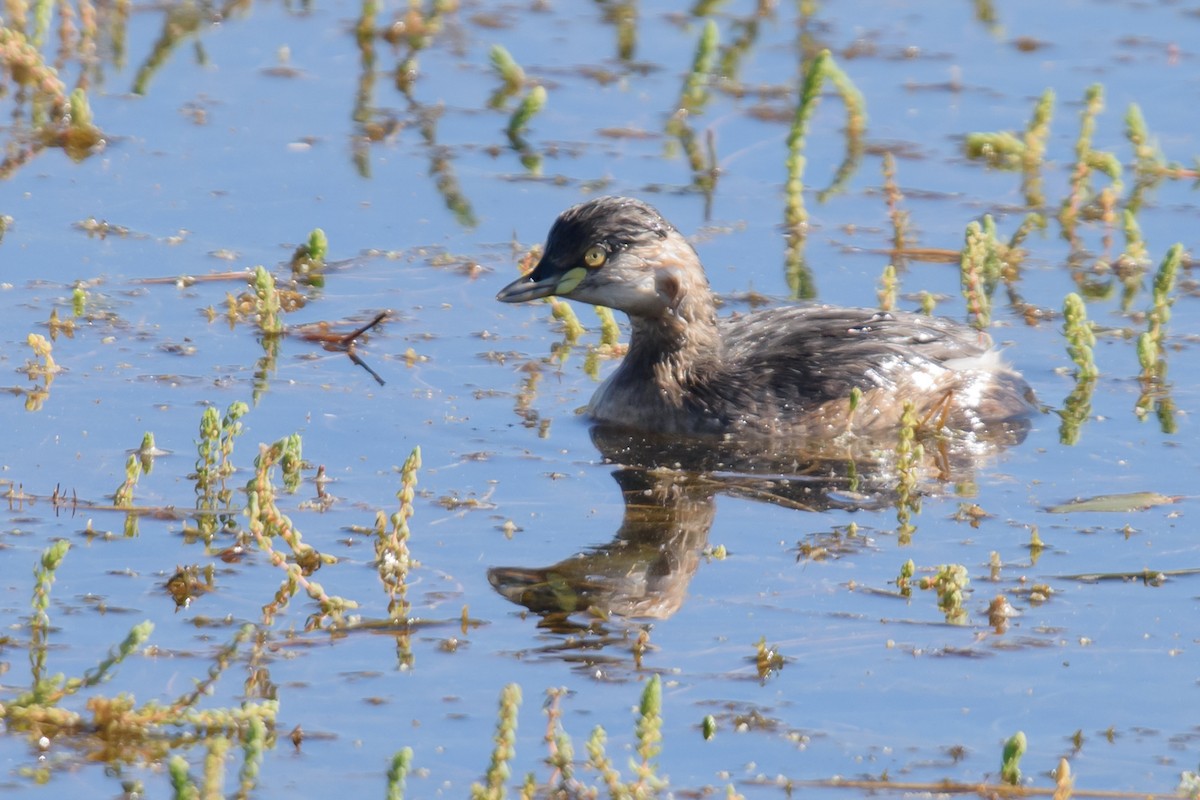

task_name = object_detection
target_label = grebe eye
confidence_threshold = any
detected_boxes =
[583,245,607,269]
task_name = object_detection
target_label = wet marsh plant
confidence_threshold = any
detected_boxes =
[21,331,59,410]
[894,400,923,542]
[1061,292,1097,381]
[23,332,59,380]
[1136,243,1181,383]
[1125,103,1200,214]
[664,20,721,192]
[290,227,328,286]
[1059,293,1097,445]
[784,49,865,298]
[506,83,547,140]
[487,44,525,108]
[6,544,278,784]
[877,263,898,312]
[112,452,142,508]
[387,747,414,800]
[882,151,910,254]
[471,683,522,800]
[1001,730,1027,786]
[896,559,971,624]
[506,84,547,173]
[376,446,422,627]
[958,217,1004,329]
[1059,84,1122,242]
[459,676,669,800]
[785,49,866,233]
[252,265,284,335]
[193,401,250,540]
[595,305,622,350]
[246,435,358,630]
[678,18,718,114]
[0,25,105,177]
[965,88,1054,208]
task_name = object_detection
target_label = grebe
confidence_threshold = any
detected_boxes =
[497,196,1034,440]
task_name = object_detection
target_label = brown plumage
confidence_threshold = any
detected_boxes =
[498,196,1035,440]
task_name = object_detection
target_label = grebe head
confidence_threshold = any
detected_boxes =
[497,196,707,318]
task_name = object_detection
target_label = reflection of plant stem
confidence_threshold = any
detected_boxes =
[964,88,1053,209]
[1058,84,1122,243]
[131,1,205,95]
[882,151,910,255]
[678,19,718,114]
[1137,243,1180,382]
[785,50,866,231]
[1057,375,1094,446]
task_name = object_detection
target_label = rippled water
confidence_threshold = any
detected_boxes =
[2,1,1199,797]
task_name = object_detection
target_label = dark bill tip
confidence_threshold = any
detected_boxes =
[496,273,559,303]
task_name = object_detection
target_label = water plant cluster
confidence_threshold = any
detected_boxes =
[3,1,1199,798]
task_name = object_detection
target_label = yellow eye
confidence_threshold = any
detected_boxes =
[583,244,607,269]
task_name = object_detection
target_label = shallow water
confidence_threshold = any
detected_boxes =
[2,1,1199,797]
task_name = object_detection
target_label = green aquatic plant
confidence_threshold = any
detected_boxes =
[506,83,547,174]
[783,50,864,298]
[595,305,622,349]
[7,544,276,784]
[1059,84,1122,242]
[877,263,898,312]
[549,296,585,343]
[195,401,250,492]
[785,49,866,232]
[440,676,678,799]
[632,674,665,793]
[1001,730,1027,785]
[387,747,414,800]
[899,560,970,623]
[136,431,159,474]
[1061,292,1097,380]
[894,400,923,541]
[882,151,910,254]
[896,558,915,597]
[377,446,422,629]
[923,563,970,624]
[252,265,284,335]
[1124,103,1200,214]
[679,18,718,113]
[1120,208,1148,269]
[965,88,1054,207]
[113,452,142,508]
[23,332,59,379]
[290,228,328,282]
[959,217,1003,329]
[1137,243,1181,381]
[19,332,59,411]
[247,435,355,630]
[488,44,525,108]
[472,683,522,800]
[506,84,546,141]
[1058,373,1095,447]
